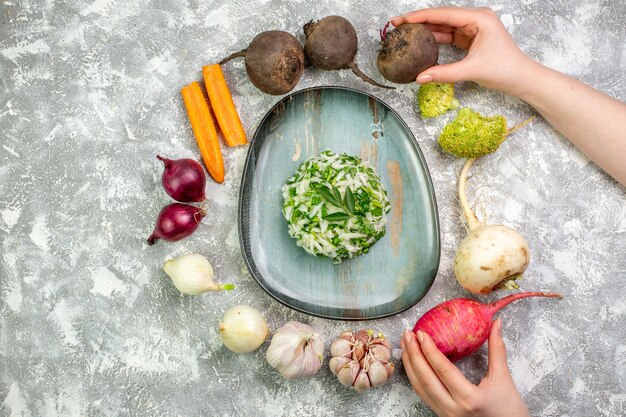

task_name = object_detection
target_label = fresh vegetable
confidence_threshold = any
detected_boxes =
[438,108,536,158]
[266,321,324,380]
[156,155,206,203]
[281,151,390,263]
[413,292,562,362]
[304,15,393,89]
[147,203,205,245]
[455,158,531,293]
[163,253,234,294]
[220,31,305,95]
[417,82,459,118]
[202,64,247,147]
[377,22,439,84]
[181,81,225,183]
[329,329,394,393]
[218,305,270,353]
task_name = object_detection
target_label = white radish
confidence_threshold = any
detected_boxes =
[453,119,535,294]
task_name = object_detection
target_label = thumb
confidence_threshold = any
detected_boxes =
[486,318,510,379]
[416,61,470,84]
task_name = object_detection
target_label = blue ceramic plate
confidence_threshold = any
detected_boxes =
[239,86,440,320]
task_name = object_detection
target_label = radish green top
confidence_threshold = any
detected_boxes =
[282,151,390,263]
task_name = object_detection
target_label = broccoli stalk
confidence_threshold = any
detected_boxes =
[438,108,536,158]
[417,82,460,118]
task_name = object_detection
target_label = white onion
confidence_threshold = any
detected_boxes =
[218,305,269,353]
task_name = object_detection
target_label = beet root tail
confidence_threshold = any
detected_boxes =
[489,291,562,315]
[349,62,395,90]
[219,49,247,65]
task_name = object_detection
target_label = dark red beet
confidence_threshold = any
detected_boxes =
[220,31,305,95]
[304,15,393,89]
[377,23,439,84]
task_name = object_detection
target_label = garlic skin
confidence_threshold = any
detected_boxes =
[163,253,234,295]
[219,305,269,353]
[266,321,324,380]
[329,329,394,392]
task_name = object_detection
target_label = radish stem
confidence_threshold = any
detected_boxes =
[459,158,481,231]
[459,115,537,232]
[506,115,536,136]
[487,291,562,315]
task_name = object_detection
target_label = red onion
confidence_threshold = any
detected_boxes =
[147,203,206,245]
[157,155,206,203]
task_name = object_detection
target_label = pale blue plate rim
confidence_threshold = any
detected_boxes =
[238,85,441,320]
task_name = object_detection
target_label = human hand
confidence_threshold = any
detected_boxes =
[400,318,530,417]
[390,7,538,96]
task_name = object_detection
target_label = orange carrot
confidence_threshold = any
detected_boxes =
[181,81,225,183]
[203,64,247,147]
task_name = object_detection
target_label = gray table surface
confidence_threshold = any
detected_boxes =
[1,0,625,416]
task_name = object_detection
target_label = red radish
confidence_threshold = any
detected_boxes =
[413,292,561,362]
[147,203,206,245]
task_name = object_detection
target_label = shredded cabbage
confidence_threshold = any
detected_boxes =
[282,151,391,263]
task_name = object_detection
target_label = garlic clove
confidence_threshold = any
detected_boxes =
[337,361,360,387]
[370,337,392,351]
[355,329,372,345]
[368,344,391,362]
[163,253,234,295]
[352,340,365,361]
[384,362,395,378]
[329,356,351,375]
[353,369,371,392]
[367,361,388,387]
[330,338,352,358]
[339,330,354,341]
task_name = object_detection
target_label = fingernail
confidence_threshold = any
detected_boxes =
[416,74,432,84]
[496,318,502,332]
[404,330,412,344]
[416,330,424,344]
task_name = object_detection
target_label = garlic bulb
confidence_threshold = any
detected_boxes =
[266,321,324,380]
[163,253,234,295]
[219,305,269,353]
[329,329,394,392]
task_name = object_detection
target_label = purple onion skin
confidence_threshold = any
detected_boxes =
[157,155,206,203]
[147,203,206,245]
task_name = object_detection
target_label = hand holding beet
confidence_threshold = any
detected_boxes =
[389,7,536,94]
[401,321,530,417]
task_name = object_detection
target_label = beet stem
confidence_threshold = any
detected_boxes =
[379,22,391,42]
[488,291,562,315]
[348,62,395,90]
[219,49,247,65]
[458,158,481,231]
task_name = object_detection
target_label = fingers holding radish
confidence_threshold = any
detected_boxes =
[412,292,561,363]
[485,319,510,380]
[413,331,474,399]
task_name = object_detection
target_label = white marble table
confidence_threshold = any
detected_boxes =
[1,1,625,415]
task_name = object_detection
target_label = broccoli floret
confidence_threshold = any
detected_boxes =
[417,82,460,118]
[438,108,508,158]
